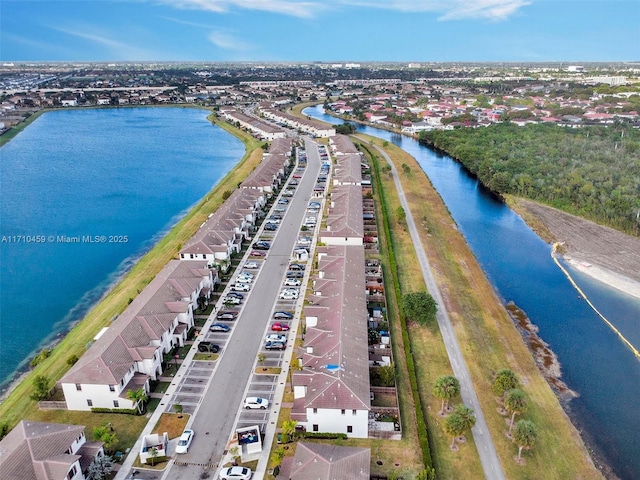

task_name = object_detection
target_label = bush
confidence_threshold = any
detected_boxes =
[302,432,348,440]
[90,407,138,415]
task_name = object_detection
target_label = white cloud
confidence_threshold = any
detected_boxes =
[154,0,530,20]
[161,0,325,18]
[208,31,253,50]
[51,26,159,60]
[337,0,531,20]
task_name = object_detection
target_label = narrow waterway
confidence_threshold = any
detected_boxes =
[304,106,640,480]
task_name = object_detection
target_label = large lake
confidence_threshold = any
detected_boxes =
[0,107,244,390]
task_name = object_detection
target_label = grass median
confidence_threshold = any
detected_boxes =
[0,112,263,436]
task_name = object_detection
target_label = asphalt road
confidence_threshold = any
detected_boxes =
[366,141,506,480]
[162,140,321,479]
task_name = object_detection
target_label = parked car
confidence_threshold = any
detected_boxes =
[220,466,252,480]
[273,311,294,320]
[283,278,301,287]
[210,323,231,332]
[231,283,251,292]
[236,275,253,283]
[278,198,289,205]
[293,173,302,179]
[175,429,194,454]
[297,236,311,245]
[244,397,269,410]
[304,217,316,225]
[289,180,299,186]
[271,323,290,331]
[253,242,271,250]
[265,341,286,351]
[197,342,220,353]
[222,296,241,305]
[244,261,260,269]
[238,270,255,278]
[279,289,299,300]
[216,311,238,321]
[286,271,303,279]
[264,223,278,231]
[308,201,321,209]
[289,263,305,271]
[265,333,287,342]
[249,250,266,257]
[226,291,244,299]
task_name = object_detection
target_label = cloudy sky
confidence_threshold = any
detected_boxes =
[1,0,638,62]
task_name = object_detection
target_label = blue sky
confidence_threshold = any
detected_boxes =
[1,1,638,62]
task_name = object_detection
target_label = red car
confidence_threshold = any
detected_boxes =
[271,323,291,331]
[250,250,266,257]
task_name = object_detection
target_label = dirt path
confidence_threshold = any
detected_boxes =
[516,199,640,298]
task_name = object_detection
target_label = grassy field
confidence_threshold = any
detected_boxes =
[0,112,263,437]
[356,135,602,479]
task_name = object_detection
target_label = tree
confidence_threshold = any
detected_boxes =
[492,369,518,399]
[432,375,460,414]
[402,291,438,326]
[513,420,538,461]
[93,426,118,452]
[86,454,114,480]
[66,354,79,366]
[368,328,381,345]
[257,352,267,370]
[505,389,528,434]
[443,412,466,449]
[30,375,51,401]
[173,403,183,415]
[378,363,396,387]
[396,206,406,225]
[126,387,148,414]
[452,404,476,432]
[148,446,159,466]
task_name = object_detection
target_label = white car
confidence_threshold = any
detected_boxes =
[283,278,301,287]
[231,283,251,292]
[304,216,316,225]
[223,296,241,305]
[265,333,287,343]
[279,289,299,300]
[175,429,194,454]
[236,275,253,283]
[297,236,311,245]
[244,397,269,410]
[219,466,252,480]
[244,261,259,269]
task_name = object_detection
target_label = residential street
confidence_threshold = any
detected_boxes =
[365,140,506,480]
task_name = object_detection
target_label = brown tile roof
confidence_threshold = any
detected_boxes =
[0,421,98,480]
[282,442,370,480]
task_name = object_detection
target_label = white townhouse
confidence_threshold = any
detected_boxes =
[259,107,336,137]
[321,184,364,246]
[329,134,360,155]
[291,245,371,438]
[0,421,104,480]
[332,154,363,187]
[222,109,286,140]
[61,261,212,411]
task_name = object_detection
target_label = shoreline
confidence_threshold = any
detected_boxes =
[563,256,640,301]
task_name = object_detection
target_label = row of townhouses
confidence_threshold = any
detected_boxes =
[219,108,286,140]
[291,135,372,438]
[258,104,336,137]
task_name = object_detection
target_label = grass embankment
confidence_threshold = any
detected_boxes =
[0,113,263,438]
[356,135,601,479]
[0,109,47,147]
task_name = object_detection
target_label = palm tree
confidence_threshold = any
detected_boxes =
[452,404,476,433]
[443,412,466,449]
[492,369,518,399]
[513,420,538,461]
[505,389,528,435]
[433,375,460,414]
[126,387,148,414]
[258,352,267,371]
[93,426,118,453]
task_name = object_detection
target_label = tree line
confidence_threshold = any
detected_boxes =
[420,123,640,236]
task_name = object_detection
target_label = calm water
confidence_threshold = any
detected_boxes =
[305,106,640,479]
[0,107,244,390]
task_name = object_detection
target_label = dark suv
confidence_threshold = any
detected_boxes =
[198,342,220,353]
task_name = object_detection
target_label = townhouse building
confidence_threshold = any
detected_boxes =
[0,421,104,480]
[60,260,213,411]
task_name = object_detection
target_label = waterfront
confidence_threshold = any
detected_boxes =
[305,106,640,480]
[0,107,244,391]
